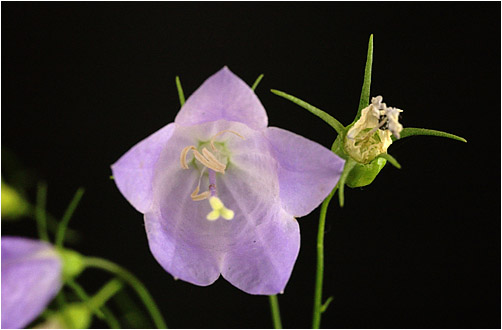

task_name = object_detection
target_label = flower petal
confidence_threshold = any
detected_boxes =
[144,209,222,286]
[175,67,268,130]
[147,120,288,291]
[111,123,175,213]
[1,237,62,329]
[265,127,345,217]
[220,207,300,295]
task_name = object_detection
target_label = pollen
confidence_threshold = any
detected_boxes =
[206,196,234,221]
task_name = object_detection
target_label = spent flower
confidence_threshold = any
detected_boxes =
[112,67,345,294]
[271,35,465,206]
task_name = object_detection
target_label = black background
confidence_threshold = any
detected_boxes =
[2,2,500,329]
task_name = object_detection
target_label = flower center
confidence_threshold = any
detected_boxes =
[179,129,244,220]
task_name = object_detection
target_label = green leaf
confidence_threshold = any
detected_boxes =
[397,127,467,143]
[251,74,264,91]
[271,89,345,135]
[338,158,357,207]
[175,76,185,107]
[320,296,334,313]
[377,153,401,169]
[353,34,374,124]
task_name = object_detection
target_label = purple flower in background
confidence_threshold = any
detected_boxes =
[112,67,344,294]
[2,236,62,329]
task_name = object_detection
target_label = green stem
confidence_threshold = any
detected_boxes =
[84,257,167,329]
[56,187,85,248]
[35,182,49,242]
[67,279,121,328]
[88,279,123,311]
[268,295,282,329]
[66,280,105,318]
[312,185,338,329]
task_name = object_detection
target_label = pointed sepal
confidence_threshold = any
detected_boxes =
[377,153,401,169]
[338,158,357,207]
[353,34,374,124]
[396,127,467,143]
[271,89,345,135]
[251,74,264,91]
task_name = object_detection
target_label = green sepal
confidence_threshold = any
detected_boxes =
[175,76,185,107]
[376,153,401,169]
[251,74,264,91]
[338,158,357,207]
[345,157,387,188]
[58,248,85,281]
[331,131,349,159]
[352,34,373,124]
[396,127,467,143]
[271,89,345,135]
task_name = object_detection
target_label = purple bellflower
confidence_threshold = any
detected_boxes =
[2,236,63,329]
[112,67,345,295]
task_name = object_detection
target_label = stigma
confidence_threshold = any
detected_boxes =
[179,129,243,221]
[206,197,234,221]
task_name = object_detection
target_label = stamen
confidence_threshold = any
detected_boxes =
[202,148,226,170]
[210,130,245,151]
[180,145,196,169]
[192,149,225,173]
[190,168,211,201]
[191,186,211,201]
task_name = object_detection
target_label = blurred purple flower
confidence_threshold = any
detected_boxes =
[2,236,62,329]
[112,67,344,294]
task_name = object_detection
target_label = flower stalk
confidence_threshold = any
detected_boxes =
[312,185,337,329]
[268,295,283,329]
[83,257,167,329]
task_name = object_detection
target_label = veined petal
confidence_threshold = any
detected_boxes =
[220,205,300,295]
[111,123,175,213]
[175,67,268,130]
[265,127,345,217]
[144,209,222,286]
[2,237,62,329]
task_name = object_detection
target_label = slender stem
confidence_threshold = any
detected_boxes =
[35,182,49,242]
[84,257,167,329]
[66,279,105,318]
[88,279,123,311]
[312,185,338,329]
[67,279,122,328]
[268,295,283,329]
[56,187,85,248]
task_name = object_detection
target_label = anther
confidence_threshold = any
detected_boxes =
[202,148,226,170]
[180,145,196,169]
[192,149,225,173]
[191,186,211,201]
